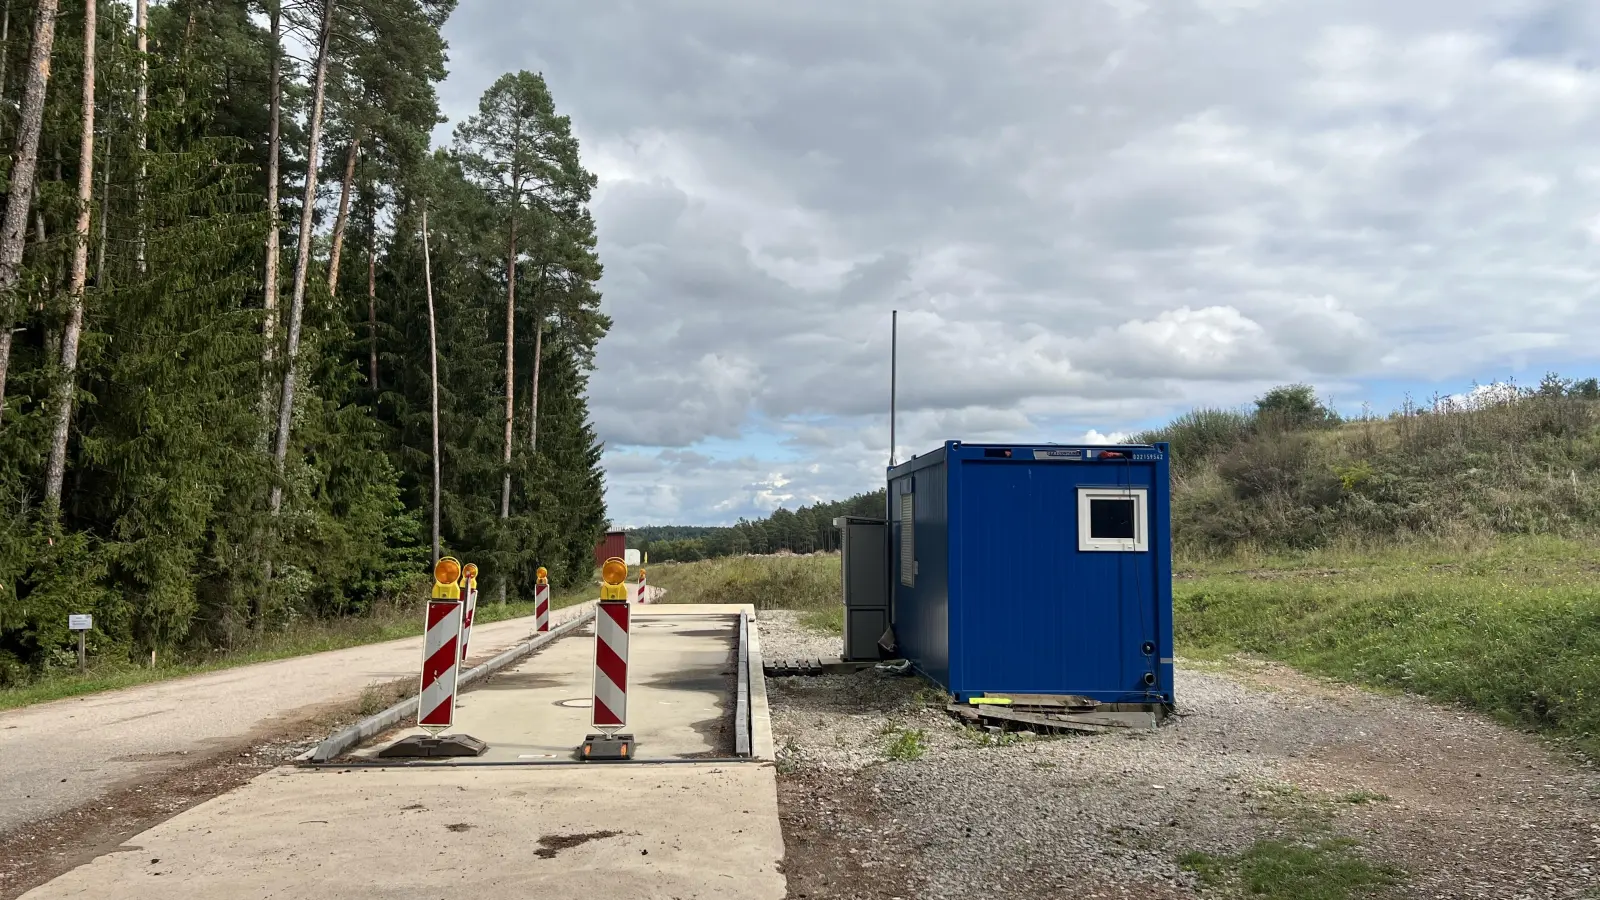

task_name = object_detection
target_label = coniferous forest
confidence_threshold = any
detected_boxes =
[0,0,610,682]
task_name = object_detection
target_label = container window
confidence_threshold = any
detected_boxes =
[899,491,915,586]
[1078,487,1148,552]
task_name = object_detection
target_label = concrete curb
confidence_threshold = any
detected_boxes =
[744,609,777,761]
[302,605,596,763]
[736,611,751,757]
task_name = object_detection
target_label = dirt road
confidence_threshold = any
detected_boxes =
[0,610,578,838]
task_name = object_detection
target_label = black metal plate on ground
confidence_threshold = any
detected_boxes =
[376,734,489,758]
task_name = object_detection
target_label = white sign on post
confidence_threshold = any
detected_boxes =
[69,614,93,631]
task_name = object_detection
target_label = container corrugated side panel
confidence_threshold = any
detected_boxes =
[889,452,950,692]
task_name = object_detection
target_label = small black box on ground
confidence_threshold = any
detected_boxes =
[579,733,636,761]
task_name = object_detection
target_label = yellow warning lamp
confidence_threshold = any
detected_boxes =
[600,556,629,602]
[461,562,478,588]
[432,556,463,600]
[536,566,549,586]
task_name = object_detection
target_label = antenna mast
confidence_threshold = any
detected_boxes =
[889,310,898,468]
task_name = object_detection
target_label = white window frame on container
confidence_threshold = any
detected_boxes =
[1077,487,1149,553]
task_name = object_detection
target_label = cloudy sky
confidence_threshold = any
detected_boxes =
[433,0,1600,527]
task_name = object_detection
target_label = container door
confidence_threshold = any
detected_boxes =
[958,460,1157,701]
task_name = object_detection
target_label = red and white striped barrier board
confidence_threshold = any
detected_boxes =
[535,582,550,633]
[591,601,630,731]
[418,598,463,733]
[458,578,479,664]
[636,571,648,604]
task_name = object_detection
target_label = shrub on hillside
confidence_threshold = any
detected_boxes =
[1138,408,1255,478]
[1253,383,1341,433]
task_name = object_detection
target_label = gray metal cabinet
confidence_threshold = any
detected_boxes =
[835,516,890,661]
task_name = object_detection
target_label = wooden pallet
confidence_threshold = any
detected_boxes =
[948,702,1161,736]
[763,658,894,677]
[979,692,1100,713]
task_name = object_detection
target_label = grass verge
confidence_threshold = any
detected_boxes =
[0,582,594,712]
[1176,534,1600,758]
[647,554,839,626]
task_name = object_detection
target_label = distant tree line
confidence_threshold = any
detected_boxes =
[632,490,887,562]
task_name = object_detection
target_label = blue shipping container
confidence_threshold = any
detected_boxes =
[887,441,1174,705]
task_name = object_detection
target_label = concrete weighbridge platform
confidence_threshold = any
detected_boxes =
[21,604,784,900]
[358,604,764,762]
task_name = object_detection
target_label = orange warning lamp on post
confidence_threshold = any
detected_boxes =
[600,556,629,602]
[461,562,478,589]
[432,556,462,600]
[536,566,549,586]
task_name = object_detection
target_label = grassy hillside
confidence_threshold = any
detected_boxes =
[1144,378,1600,553]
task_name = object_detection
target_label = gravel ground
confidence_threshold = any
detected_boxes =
[758,610,1600,900]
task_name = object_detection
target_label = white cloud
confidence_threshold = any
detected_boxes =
[438,0,1600,524]
[1082,429,1135,444]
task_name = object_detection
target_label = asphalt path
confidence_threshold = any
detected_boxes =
[0,608,588,836]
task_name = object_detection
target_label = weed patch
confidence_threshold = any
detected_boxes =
[1181,838,1403,900]
[884,727,928,761]
[357,679,412,716]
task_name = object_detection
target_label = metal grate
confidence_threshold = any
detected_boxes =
[899,491,914,586]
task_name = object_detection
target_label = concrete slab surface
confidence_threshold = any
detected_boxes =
[19,763,786,900]
[362,611,740,761]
